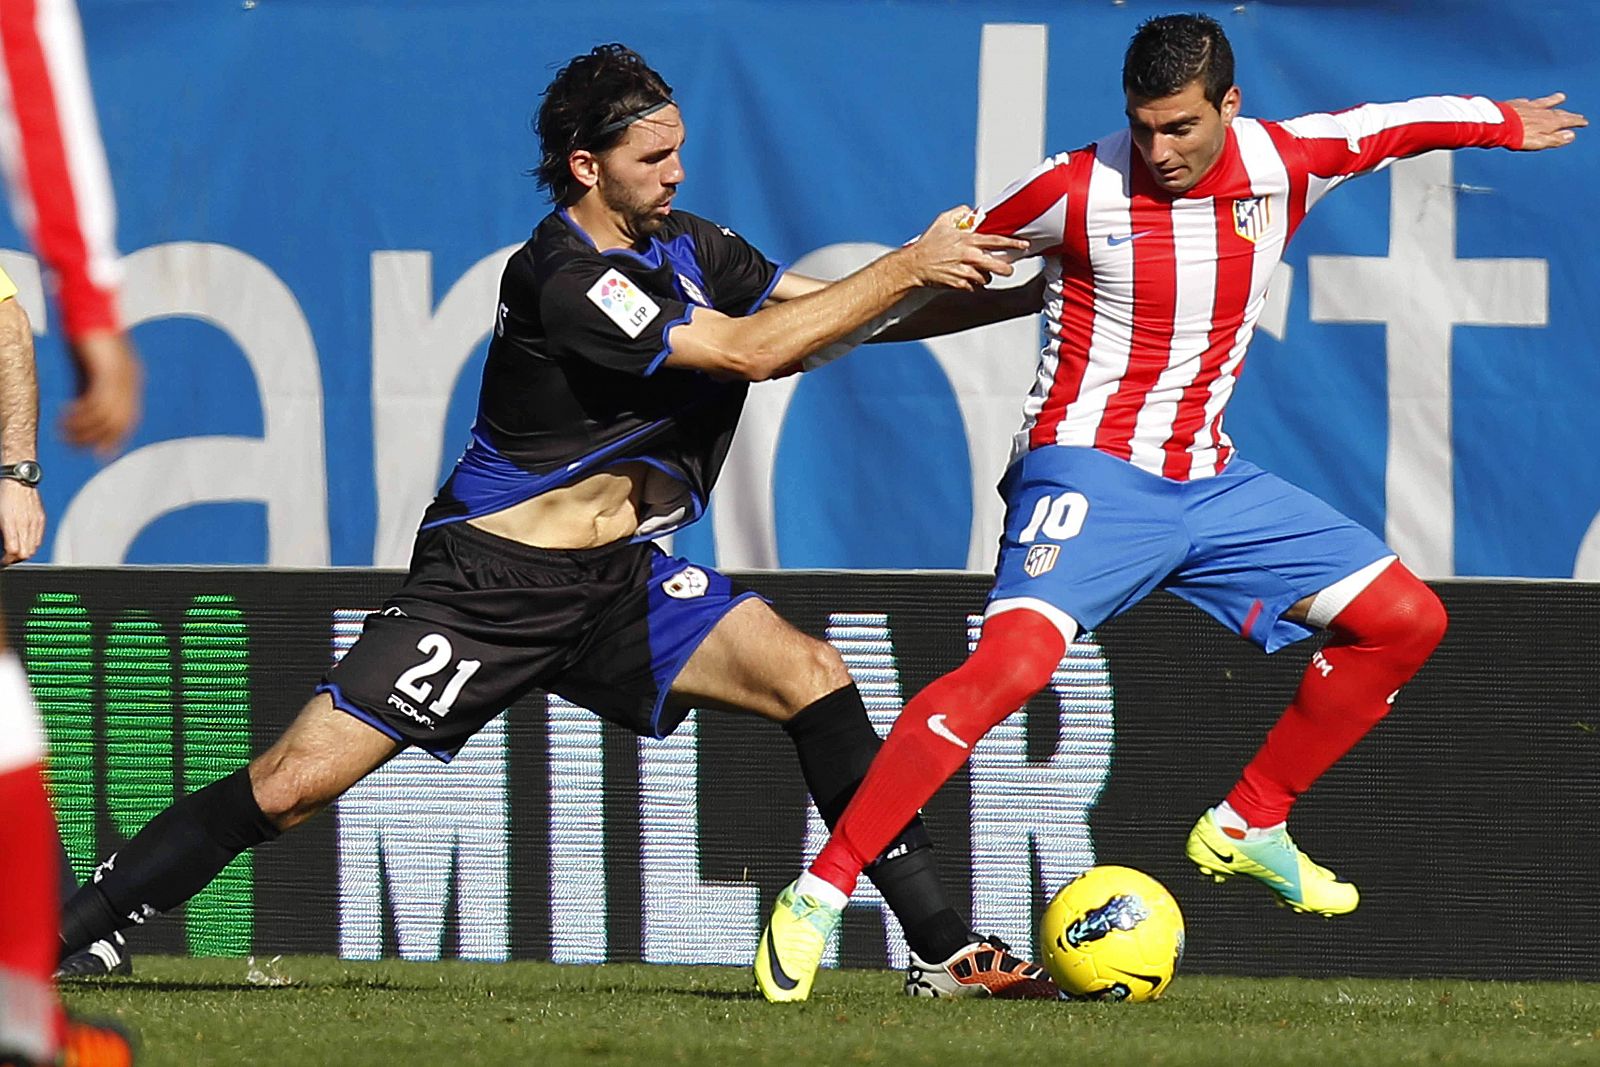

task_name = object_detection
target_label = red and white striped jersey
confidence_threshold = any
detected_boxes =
[0,0,121,338]
[976,95,1522,481]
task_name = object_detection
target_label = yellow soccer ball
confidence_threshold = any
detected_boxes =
[1039,865,1185,1002]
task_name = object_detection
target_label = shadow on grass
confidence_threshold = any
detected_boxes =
[70,981,308,993]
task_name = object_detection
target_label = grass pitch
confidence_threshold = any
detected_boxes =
[62,956,1600,1067]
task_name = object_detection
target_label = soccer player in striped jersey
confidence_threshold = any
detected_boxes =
[756,12,1585,1002]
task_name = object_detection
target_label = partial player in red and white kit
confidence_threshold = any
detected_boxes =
[0,0,140,454]
[0,0,142,985]
[756,12,1586,1002]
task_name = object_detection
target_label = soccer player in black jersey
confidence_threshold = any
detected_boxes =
[56,44,1056,998]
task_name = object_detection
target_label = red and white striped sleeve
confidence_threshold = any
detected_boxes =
[0,0,121,338]
[969,150,1080,259]
[1264,95,1523,209]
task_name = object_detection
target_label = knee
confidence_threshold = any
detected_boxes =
[764,638,853,723]
[247,751,325,832]
[1338,567,1449,664]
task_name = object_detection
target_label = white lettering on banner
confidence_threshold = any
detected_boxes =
[1310,152,1547,578]
[370,246,521,567]
[639,711,762,964]
[1573,514,1600,579]
[334,724,509,961]
[548,693,607,963]
[800,613,908,970]
[966,614,1114,957]
[714,23,1049,570]
[329,610,509,961]
[54,243,330,564]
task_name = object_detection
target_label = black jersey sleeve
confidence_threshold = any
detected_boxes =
[686,214,784,316]
[539,256,695,376]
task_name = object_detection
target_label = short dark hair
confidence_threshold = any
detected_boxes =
[534,44,675,205]
[1122,13,1235,109]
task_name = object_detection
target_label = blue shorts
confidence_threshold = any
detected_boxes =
[988,447,1393,652]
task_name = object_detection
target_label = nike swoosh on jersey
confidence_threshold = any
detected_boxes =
[763,931,799,990]
[927,713,970,750]
[1105,231,1154,247]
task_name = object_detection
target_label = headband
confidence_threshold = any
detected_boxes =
[594,99,675,137]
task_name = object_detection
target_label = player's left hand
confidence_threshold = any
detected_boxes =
[0,477,44,566]
[1505,92,1586,150]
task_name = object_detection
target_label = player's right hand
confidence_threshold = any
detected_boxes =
[63,329,142,457]
[0,477,43,566]
[903,206,1028,291]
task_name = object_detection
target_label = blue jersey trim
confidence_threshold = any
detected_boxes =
[558,208,597,249]
[317,682,405,743]
[745,264,787,315]
[423,417,671,531]
[648,306,696,375]
[318,682,457,764]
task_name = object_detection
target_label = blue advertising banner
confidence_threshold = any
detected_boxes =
[7,0,1596,576]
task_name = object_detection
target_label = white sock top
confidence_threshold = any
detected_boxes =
[795,872,850,912]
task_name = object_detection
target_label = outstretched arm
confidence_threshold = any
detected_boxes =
[1503,92,1586,149]
[870,274,1047,342]
[662,207,1027,381]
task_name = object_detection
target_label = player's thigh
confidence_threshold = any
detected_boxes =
[1173,461,1393,651]
[249,691,401,830]
[669,597,847,720]
[990,446,1187,633]
[549,553,835,734]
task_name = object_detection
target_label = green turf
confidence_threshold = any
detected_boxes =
[60,957,1600,1067]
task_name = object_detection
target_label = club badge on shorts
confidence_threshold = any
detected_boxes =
[1023,544,1060,578]
[663,566,709,599]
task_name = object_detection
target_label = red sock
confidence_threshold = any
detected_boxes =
[1226,563,1447,827]
[0,652,65,1062]
[0,767,63,1062]
[809,610,1066,895]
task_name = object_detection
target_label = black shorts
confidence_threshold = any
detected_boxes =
[318,522,761,761]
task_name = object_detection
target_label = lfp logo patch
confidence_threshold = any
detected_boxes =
[586,268,661,338]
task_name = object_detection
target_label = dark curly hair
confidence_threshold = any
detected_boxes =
[534,44,675,205]
[1122,13,1235,109]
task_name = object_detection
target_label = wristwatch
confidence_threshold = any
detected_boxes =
[0,460,42,487]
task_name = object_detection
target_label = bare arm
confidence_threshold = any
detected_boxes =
[662,207,1026,381]
[0,299,44,564]
[870,274,1047,342]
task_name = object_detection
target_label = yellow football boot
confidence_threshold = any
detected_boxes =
[754,880,842,1003]
[1186,808,1359,917]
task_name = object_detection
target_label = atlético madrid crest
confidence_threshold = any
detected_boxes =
[1232,196,1271,243]
[1023,544,1060,578]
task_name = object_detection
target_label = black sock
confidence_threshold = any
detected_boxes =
[783,684,975,961]
[59,767,281,958]
[55,834,78,905]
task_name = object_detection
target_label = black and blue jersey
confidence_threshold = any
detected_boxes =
[420,208,783,537]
